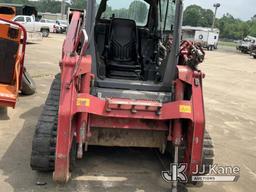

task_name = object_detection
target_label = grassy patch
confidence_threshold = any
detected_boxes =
[218,41,237,47]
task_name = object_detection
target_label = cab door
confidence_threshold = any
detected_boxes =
[24,16,34,32]
[13,16,25,24]
[13,16,34,32]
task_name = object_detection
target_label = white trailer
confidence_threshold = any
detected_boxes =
[194,30,219,50]
[182,26,220,50]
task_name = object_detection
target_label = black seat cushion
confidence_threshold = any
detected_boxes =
[106,18,141,79]
[0,38,19,84]
[109,61,141,70]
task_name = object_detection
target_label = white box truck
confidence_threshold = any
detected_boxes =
[182,26,220,51]
[195,30,219,50]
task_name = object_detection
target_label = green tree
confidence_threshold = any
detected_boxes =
[0,0,28,3]
[183,5,256,40]
[248,20,256,37]
[216,13,247,39]
[183,5,203,26]
[71,0,87,10]
[203,9,214,26]
[183,5,214,27]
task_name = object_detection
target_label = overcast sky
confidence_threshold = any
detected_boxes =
[184,0,255,21]
[105,0,255,21]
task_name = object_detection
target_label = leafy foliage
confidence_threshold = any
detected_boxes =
[101,0,149,25]
[0,0,86,14]
[183,5,214,27]
[71,0,86,10]
[1,0,256,40]
[0,0,28,3]
[183,5,256,40]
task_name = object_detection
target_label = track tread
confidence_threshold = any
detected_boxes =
[201,130,214,175]
[30,74,61,171]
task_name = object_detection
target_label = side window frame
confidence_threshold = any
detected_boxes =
[26,17,32,22]
[14,16,25,22]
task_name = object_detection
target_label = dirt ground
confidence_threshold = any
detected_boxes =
[0,34,256,192]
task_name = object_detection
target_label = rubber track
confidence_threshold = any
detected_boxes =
[201,130,214,175]
[30,74,61,171]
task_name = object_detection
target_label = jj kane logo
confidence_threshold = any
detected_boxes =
[162,164,240,183]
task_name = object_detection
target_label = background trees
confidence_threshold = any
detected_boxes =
[0,0,256,40]
[128,1,148,24]
[183,5,256,40]
[183,5,214,27]
[0,0,86,14]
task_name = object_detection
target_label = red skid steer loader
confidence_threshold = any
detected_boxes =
[31,0,214,191]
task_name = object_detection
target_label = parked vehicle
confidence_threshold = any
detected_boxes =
[250,45,256,59]
[56,19,68,33]
[236,36,256,54]
[0,3,37,20]
[13,15,50,37]
[182,26,220,50]
[40,18,62,33]
[0,6,42,42]
[195,30,219,50]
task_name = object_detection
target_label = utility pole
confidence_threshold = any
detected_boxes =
[61,0,66,20]
[211,3,221,31]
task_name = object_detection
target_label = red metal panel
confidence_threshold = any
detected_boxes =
[53,11,84,182]
[90,115,169,131]
[53,59,75,182]
[77,56,92,75]
[74,93,193,120]
[187,72,205,176]
[62,12,82,54]
[106,98,162,112]
[172,80,184,145]
[177,65,193,84]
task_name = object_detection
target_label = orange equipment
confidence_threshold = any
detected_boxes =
[0,18,27,108]
[0,5,16,20]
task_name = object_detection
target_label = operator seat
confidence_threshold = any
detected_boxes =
[106,18,141,80]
